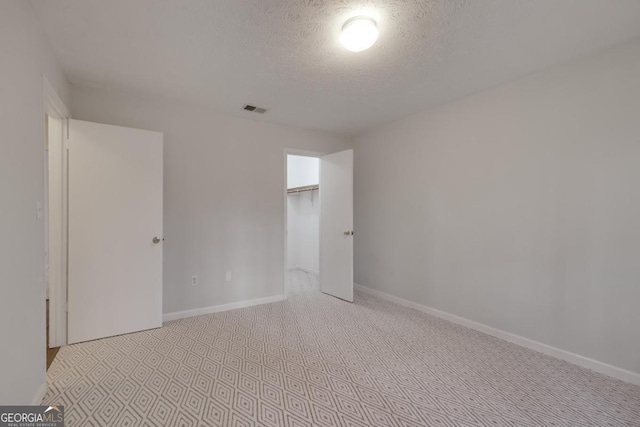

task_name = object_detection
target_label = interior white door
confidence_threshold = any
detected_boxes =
[68,119,163,344]
[320,149,354,302]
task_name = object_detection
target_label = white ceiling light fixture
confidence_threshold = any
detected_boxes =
[340,16,378,52]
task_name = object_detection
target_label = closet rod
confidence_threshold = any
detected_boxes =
[287,184,319,195]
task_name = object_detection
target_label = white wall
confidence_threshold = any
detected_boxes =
[0,1,70,404]
[287,156,320,273]
[353,38,640,376]
[287,155,320,189]
[70,86,349,315]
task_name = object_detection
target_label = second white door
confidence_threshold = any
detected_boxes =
[320,149,354,302]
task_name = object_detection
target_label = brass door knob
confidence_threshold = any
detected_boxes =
[152,237,162,244]
[343,231,354,236]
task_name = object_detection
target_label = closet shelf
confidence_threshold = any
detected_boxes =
[287,184,319,194]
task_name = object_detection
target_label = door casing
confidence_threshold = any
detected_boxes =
[44,76,71,348]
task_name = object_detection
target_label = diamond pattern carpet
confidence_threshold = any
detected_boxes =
[44,270,640,426]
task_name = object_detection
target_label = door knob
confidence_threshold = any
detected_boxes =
[152,237,162,244]
[343,231,354,236]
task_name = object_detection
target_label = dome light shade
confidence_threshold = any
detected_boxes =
[340,16,378,52]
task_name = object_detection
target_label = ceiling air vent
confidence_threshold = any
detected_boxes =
[243,104,267,114]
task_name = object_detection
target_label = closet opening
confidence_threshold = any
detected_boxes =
[285,152,321,294]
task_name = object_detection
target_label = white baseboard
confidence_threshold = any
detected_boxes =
[288,266,319,276]
[354,284,640,386]
[31,381,47,405]
[163,294,287,323]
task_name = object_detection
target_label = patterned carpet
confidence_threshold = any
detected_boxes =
[44,270,640,426]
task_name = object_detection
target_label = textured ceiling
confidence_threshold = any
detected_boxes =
[32,0,640,135]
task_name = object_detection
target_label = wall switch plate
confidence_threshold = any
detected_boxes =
[191,276,198,286]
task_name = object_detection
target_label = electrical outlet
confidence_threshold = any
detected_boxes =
[191,276,198,286]
[225,271,232,282]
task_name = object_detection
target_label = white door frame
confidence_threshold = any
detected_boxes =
[283,148,324,294]
[44,76,70,348]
